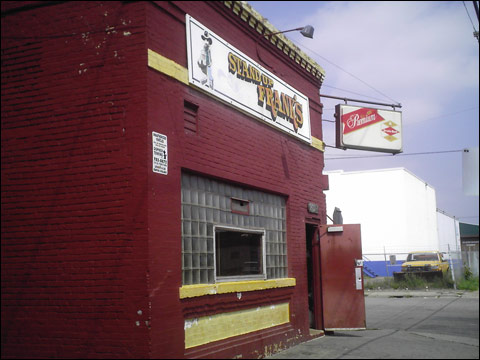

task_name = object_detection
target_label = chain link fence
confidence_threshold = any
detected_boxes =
[362,246,478,284]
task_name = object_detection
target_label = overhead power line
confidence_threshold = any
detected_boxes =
[323,106,478,123]
[463,1,479,42]
[289,38,400,105]
[324,149,464,160]
[321,84,389,103]
[464,1,478,29]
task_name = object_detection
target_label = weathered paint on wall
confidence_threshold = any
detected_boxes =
[184,302,290,348]
[2,1,327,358]
[180,278,296,299]
[2,1,150,358]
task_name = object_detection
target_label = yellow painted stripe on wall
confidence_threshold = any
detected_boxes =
[311,136,325,152]
[147,49,189,85]
[179,278,296,299]
[184,302,290,349]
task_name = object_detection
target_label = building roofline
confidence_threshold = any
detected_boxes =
[223,1,326,83]
[324,167,435,190]
[436,208,458,220]
[459,222,479,235]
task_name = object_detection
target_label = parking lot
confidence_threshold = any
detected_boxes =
[268,289,479,359]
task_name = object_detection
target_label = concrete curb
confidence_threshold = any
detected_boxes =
[364,289,479,298]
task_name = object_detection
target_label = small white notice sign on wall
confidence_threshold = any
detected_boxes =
[152,132,168,175]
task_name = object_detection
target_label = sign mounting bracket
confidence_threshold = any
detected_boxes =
[319,93,401,111]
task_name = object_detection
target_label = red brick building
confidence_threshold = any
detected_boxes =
[2,1,331,358]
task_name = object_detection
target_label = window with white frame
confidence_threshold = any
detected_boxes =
[181,172,287,285]
[215,226,266,282]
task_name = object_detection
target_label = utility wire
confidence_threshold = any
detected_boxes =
[463,1,478,31]
[463,1,479,42]
[289,38,401,105]
[323,105,478,123]
[407,106,479,124]
[321,84,389,103]
[324,149,464,160]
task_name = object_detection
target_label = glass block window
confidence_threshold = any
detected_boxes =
[181,172,287,285]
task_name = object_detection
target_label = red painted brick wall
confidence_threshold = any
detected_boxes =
[146,2,328,359]
[2,1,328,359]
[2,1,150,358]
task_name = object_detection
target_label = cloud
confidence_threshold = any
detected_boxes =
[297,1,479,123]
[250,1,479,223]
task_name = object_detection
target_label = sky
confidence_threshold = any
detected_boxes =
[249,1,479,225]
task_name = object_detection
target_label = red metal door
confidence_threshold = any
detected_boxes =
[319,224,366,330]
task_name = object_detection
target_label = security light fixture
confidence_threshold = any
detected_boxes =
[262,25,315,39]
[300,25,315,38]
[256,25,315,68]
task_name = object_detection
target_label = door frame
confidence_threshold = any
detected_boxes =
[306,223,323,330]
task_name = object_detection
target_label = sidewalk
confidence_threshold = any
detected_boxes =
[267,288,479,359]
[364,288,479,298]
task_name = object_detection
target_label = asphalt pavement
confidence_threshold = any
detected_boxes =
[267,289,479,359]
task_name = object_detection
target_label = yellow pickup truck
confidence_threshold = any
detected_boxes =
[393,251,449,281]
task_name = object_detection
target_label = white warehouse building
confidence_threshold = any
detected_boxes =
[324,168,461,277]
[437,209,461,254]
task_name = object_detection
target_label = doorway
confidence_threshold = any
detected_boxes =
[306,223,323,329]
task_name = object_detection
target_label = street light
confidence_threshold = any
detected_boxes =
[256,25,315,67]
[264,25,315,39]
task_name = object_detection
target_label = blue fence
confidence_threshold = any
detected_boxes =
[363,261,405,277]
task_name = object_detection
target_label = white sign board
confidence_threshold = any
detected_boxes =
[152,132,168,175]
[186,14,311,144]
[463,147,479,196]
[335,104,402,153]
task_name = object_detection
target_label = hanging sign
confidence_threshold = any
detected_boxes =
[186,15,311,144]
[335,104,402,153]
